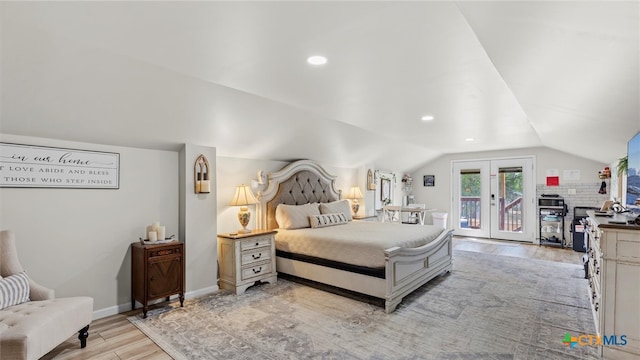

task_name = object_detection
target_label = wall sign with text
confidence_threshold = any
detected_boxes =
[0,143,120,189]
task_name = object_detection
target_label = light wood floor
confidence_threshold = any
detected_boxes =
[44,236,584,360]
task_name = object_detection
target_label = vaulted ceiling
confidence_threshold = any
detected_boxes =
[1,1,638,171]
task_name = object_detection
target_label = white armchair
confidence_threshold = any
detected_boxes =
[0,230,93,360]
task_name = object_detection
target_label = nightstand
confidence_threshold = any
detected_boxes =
[131,241,185,318]
[217,230,277,294]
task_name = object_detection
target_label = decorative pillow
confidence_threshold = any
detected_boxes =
[319,200,353,221]
[275,203,321,229]
[309,212,349,228]
[0,272,30,310]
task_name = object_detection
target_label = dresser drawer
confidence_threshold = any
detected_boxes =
[241,261,272,281]
[149,246,182,258]
[240,235,272,251]
[241,248,272,266]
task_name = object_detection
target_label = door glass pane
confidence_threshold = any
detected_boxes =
[460,170,481,229]
[498,167,523,233]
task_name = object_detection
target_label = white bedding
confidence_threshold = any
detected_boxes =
[275,221,445,268]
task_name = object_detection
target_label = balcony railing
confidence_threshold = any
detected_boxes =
[501,197,523,231]
[460,196,481,229]
[460,196,523,232]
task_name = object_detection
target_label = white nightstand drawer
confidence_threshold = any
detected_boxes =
[241,261,272,281]
[241,248,271,266]
[240,236,272,251]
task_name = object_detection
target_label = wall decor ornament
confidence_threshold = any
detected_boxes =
[367,169,375,190]
[0,142,119,189]
[402,174,413,192]
[374,170,396,209]
[194,154,211,194]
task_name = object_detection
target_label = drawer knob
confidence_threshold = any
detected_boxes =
[255,242,259,246]
[252,253,262,260]
[252,267,262,274]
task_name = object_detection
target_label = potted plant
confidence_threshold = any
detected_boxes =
[618,155,628,175]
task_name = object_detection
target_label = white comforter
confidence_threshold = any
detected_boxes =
[275,221,445,268]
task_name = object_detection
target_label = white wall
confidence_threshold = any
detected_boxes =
[0,137,361,318]
[410,146,608,222]
[180,145,218,296]
[0,134,179,317]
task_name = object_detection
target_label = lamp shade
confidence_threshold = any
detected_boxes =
[345,186,364,199]
[229,184,258,206]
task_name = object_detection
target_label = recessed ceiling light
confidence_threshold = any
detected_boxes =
[307,55,327,66]
[421,115,435,121]
[465,137,475,142]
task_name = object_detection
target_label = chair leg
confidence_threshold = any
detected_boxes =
[78,325,90,348]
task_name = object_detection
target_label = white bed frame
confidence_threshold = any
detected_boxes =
[257,159,453,313]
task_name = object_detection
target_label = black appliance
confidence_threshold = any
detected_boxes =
[572,206,598,252]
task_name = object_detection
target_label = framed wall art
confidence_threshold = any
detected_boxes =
[0,142,120,189]
[423,175,435,187]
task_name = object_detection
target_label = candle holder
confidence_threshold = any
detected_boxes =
[194,154,211,194]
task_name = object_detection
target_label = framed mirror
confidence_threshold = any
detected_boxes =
[381,178,391,204]
[374,170,396,210]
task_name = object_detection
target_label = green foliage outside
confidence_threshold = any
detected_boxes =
[461,172,522,203]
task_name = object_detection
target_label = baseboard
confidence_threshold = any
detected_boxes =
[185,284,219,300]
[92,285,220,320]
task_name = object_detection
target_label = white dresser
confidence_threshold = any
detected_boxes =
[586,211,640,359]
[217,230,277,295]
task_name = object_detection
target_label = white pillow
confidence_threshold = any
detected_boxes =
[275,203,321,229]
[319,200,353,221]
[309,212,349,228]
[0,272,30,310]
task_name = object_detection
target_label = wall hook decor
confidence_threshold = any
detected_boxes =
[367,169,375,190]
[194,154,211,194]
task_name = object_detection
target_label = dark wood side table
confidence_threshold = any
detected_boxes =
[131,240,185,318]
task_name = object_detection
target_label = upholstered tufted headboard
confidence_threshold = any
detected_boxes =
[258,160,342,230]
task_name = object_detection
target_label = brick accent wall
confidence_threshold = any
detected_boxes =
[537,181,610,247]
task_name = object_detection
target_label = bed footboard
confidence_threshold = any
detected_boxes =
[384,228,453,313]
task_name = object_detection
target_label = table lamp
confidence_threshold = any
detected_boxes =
[229,184,259,233]
[345,186,364,216]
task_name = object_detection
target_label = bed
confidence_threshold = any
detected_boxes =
[256,159,453,313]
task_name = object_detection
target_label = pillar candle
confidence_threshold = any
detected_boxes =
[200,180,211,193]
[148,231,158,242]
[157,226,166,240]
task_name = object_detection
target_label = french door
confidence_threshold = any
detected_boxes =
[452,157,535,242]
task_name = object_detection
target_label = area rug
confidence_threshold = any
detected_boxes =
[129,250,598,359]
